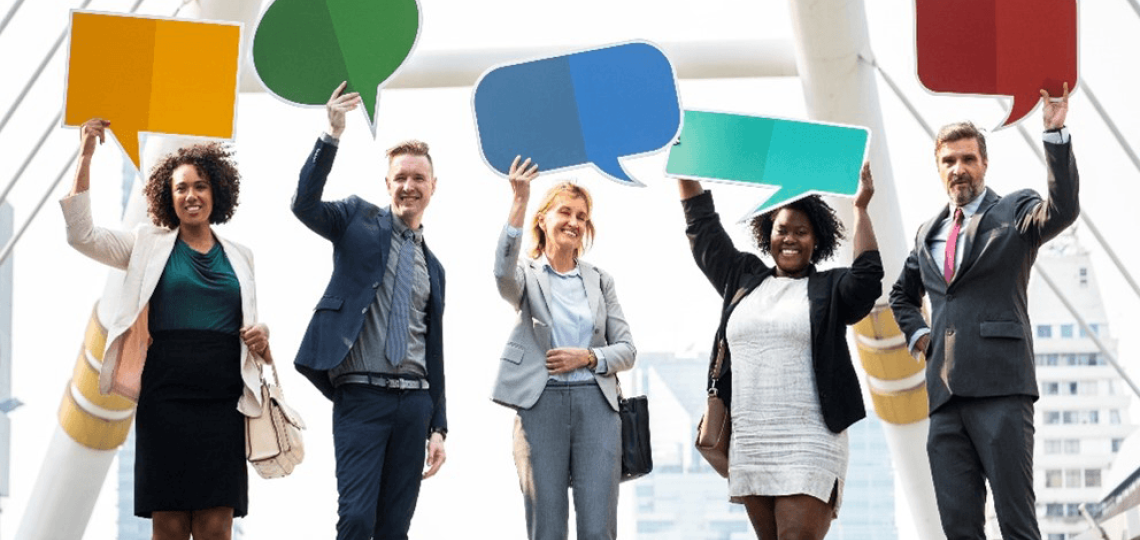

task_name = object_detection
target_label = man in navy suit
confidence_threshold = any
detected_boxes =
[891,85,1077,540]
[293,82,447,540]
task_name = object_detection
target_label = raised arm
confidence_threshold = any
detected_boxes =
[290,82,360,241]
[61,118,135,270]
[677,179,759,298]
[494,157,539,307]
[1018,83,1079,245]
[852,162,879,257]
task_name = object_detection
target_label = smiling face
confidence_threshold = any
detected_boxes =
[770,207,816,277]
[386,154,436,229]
[170,163,213,228]
[538,193,590,258]
[937,137,988,206]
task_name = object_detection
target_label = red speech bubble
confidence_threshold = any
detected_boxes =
[916,0,1077,129]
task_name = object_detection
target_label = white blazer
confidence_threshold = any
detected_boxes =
[61,192,263,417]
[492,226,636,411]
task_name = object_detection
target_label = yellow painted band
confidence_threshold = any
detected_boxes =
[71,352,135,412]
[58,387,133,450]
[854,306,926,380]
[868,384,930,425]
[84,304,106,361]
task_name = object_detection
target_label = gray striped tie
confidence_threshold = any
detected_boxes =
[385,229,415,367]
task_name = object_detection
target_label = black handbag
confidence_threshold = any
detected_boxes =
[618,378,652,481]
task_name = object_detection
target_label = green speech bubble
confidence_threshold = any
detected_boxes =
[251,0,420,134]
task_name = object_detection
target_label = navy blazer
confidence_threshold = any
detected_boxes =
[291,138,447,432]
[683,191,883,434]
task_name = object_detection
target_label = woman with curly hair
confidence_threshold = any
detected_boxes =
[61,118,270,540]
[678,164,882,540]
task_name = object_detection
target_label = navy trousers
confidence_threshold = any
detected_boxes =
[333,384,432,540]
[928,395,1039,540]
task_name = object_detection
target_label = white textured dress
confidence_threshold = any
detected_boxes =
[725,275,848,512]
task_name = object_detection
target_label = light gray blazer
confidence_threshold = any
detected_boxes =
[492,226,636,411]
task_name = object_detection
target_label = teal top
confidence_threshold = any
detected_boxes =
[149,237,242,334]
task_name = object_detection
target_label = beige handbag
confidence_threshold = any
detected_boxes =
[695,336,732,478]
[246,357,306,479]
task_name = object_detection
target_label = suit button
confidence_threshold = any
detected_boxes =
[947,329,955,336]
[362,307,368,314]
[372,282,380,289]
[946,294,953,301]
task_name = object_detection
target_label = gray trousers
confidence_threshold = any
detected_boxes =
[928,395,1039,540]
[513,380,621,540]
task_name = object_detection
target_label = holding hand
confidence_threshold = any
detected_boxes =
[240,323,271,359]
[546,347,591,375]
[326,81,361,139]
[80,118,111,159]
[854,162,875,210]
[507,156,539,228]
[1040,82,1069,131]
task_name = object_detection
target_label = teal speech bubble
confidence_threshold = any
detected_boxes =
[666,110,870,220]
[251,0,420,135]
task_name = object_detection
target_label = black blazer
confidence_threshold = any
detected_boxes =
[683,192,883,434]
[889,139,1079,413]
[291,138,447,432]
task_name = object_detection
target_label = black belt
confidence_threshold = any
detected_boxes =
[333,373,429,390]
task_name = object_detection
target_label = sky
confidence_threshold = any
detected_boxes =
[2,0,1140,538]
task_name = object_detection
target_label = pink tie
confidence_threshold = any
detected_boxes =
[944,208,963,283]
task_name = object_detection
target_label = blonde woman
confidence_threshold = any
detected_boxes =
[491,157,636,540]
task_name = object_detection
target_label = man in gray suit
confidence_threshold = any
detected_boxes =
[890,84,1077,540]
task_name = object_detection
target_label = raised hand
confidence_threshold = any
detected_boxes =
[507,156,539,228]
[80,118,111,159]
[854,162,875,210]
[509,156,539,201]
[326,81,361,139]
[1040,82,1069,131]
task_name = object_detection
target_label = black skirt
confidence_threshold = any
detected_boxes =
[135,330,248,517]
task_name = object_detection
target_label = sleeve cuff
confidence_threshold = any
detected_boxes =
[908,328,931,359]
[320,132,340,147]
[505,224,522,238]
[593,348,608,374]
[1043,127,1070,145]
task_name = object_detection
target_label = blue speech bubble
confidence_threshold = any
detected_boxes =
[473,41,681,185]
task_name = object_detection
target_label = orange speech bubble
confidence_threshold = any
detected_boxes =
[64,11,241,169]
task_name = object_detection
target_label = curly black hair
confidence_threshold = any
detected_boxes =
[144,143,240,229]
[750,195,845,265]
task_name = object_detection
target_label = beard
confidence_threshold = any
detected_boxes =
[948,174,980,206]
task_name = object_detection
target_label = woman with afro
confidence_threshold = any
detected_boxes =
[678,164,883,539]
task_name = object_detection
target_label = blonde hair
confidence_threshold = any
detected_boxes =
[385,139,432,167]
[528,181,595,260]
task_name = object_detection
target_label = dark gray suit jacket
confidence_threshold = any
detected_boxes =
[890,139,1079,413]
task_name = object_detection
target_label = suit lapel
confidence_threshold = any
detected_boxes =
[919,208,949,289]
[579,261,603,326]
[218,236,255,326]
[951,189,1001,285]
[530,258,556,319]
[378,208,394,268]
[138,228,179,313]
